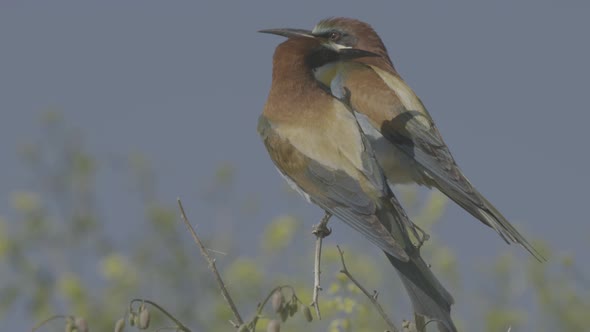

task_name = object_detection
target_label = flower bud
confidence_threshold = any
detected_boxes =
[288,301,298,317]
[65,321,74,332]
[138,307,150,329]
[266,319,280,332]
[114,318,125,332]
[271,290,284,313]
[302,306,313,322]
[279,308,288,322]
[75,317,88,332]
[128,313,136,327]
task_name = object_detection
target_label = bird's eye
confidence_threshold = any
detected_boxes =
[329,31,342,41]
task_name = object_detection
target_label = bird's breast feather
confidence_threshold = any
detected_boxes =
[273,100,367,177]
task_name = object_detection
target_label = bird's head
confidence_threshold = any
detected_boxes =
[260,18,394,71]
[311,17,389,57]
[258,27,379,68]
[311,17,395,71]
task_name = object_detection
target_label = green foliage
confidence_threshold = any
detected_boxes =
[261,215,300,253]
[225,258,264,297]
[1,112,588,332]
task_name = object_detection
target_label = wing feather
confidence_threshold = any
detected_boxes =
[258,114,409,261]
[328,64,544,261]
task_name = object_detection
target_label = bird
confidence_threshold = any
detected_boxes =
[258,28,457,332]
[302,17,543,261]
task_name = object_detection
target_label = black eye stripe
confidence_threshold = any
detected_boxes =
[318,31,343,39]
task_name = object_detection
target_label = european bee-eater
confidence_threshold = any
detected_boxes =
[306,17,543,261]
[258,29,457,332]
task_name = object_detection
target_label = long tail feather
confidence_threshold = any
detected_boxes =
[442,184,546,262]
[386,250,457,332]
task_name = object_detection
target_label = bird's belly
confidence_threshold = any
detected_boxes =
[369,136,430,186]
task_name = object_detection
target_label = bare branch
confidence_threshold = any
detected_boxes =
[310,212,332,320]
[177,198,244,327]
[336,245,399,332]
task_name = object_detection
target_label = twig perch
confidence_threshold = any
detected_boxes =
[336,245,399,332]
[310,212,332,320]
[177,198,244,328]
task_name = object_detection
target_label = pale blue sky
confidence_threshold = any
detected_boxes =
[1,1,589,329]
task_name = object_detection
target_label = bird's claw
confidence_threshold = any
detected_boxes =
[312,223,332,238]
[409,222,430,249]
[312,212,332,238]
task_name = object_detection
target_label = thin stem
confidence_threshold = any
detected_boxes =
[254,285,300,317]
[236,285,303,332]
[177,198,244,327]
[336,245,399,332]
[310,212,331,320]
[414,313,426,332]
[130,298,191,332]
[31,315,71,332]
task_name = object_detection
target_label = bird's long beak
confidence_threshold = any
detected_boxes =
[258,27,379,60]
[258,28,315,39]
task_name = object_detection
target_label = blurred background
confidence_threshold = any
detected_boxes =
[1,1,589,331]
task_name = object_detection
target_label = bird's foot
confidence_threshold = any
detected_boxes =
[408,222,430,249]
[312,212,332,239]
